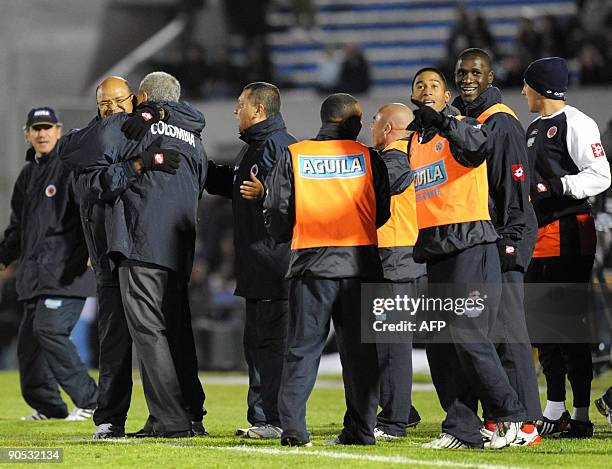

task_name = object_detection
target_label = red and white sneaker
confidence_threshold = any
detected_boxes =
[510,423,542,446]
[480,420,496,448]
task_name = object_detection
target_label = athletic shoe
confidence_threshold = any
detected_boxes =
[480,420,496,447]
[407,405,421,428]
[281,435,312,447]
[21,411,57,421]
[246,424,282,439]
[536,410,571,436]
[422,433,468,449]
[595,391,612,426]
[559,419,594,438]
[489,421,520,449]
[191,420,208,436]
[235,426,255,437]
[373,427,400,439]
[65,407,95,421]
[155,429,194,438]
[510,423,541,446]
[127,427,154,438]
[93,423,125,440]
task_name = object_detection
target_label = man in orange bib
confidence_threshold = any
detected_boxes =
[370,103,424,439]
[408,67,526,449]
[264,93,390,446]
[447,49,542,447]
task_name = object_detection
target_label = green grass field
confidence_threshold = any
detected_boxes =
[0,371,610,468]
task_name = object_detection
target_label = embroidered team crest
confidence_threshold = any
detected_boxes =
[141,111,153,121]
[45,184,57,197]
[591,143,606,158]
[547,126,557,138]
[435,141,444,153]
[505,245,515,255]
[536,183,548,193]
[250,164,258,176]
[512,164,525,182]
[154,153,165,165]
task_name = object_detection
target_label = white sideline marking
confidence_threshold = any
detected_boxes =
[65,439,530,469]
[198,445,530,469]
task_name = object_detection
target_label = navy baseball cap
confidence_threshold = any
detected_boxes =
[26,107,61,128]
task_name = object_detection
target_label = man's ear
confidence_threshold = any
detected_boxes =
[383,122,392,135]
[444,90,451,104]
[487,70,494,85]
[137,91,148,106]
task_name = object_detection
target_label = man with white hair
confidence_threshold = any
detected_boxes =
[62,71,208,438]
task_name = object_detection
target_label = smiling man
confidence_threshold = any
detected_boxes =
[0,107,97,422]
[406,67,529,449]
[450,48,542,446]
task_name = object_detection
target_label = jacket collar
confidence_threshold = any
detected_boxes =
[26,145,57,164]
[240,112,287,144]
[452,86,503,118]
[314,122,357,141]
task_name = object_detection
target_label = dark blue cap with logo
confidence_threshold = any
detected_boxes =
[523,57,568,100]
[26,107,61,127]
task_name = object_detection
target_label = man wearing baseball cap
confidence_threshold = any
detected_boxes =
[522,57,611,438]
[0,107,98,421]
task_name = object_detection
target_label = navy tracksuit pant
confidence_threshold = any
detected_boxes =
[525,255,595,408]
[487,270,542,422]
[93,280,133,427]
[18,296,98,417]
[375,277,425,436]
[425,243,526,447]
[279,277,379,444]
[244,298,288,428]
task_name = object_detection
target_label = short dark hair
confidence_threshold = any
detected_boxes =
[412,67,448,91]
[457,48,493,71]
[320,93,360,123]
[243,82,281,117]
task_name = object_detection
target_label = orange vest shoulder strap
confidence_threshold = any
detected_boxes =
[382,139,409,154]
[477,103,518,124]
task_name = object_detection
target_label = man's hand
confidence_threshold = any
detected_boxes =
[530,177,563,202]
[497,239,517,272]
[411,105,449,130]
[135,137,181,174]
[240,170,265,201]
[121,102,164,140]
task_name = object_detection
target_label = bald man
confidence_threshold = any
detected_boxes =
[96,76,135,119]
[369,103,425,438]
[58,76,135,439]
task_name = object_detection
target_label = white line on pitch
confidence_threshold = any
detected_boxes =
[195,445,531,469]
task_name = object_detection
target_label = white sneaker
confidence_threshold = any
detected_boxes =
[246,424,282,439]
[510,423,542,446]
[21,411,52,421]
[235,426,256,437]
[422,433,468,449]
[489,422,520,449]
[374,427,400,439]
[65,407,95,421]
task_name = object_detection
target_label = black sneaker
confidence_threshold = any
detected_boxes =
[156,429,194,438]
[281,435,312,447]
[191,420,208,436]
[595,388,612,427]
[407,405,421,428]
[536,410,571,435]
[93,423,125,440]
[126,427,154,438]
[559,419,594,438]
